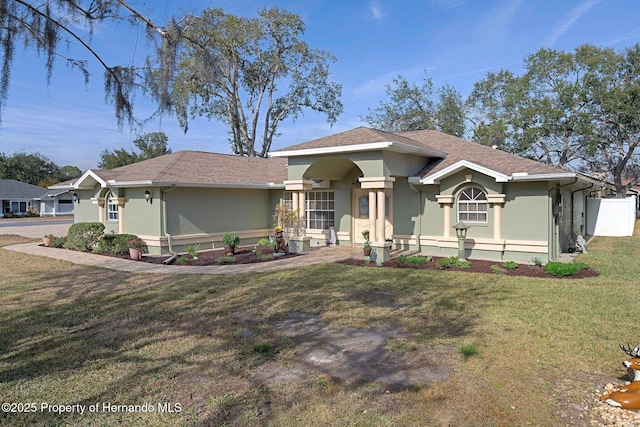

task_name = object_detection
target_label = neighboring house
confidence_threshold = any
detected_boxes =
[35,189,75,217]
[0,179,75,217]
[51,127,603,262]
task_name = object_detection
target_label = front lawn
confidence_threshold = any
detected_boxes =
[1,225,639,426]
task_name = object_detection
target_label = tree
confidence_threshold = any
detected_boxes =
[0,151,60,185]
[98,131,171,169]
[57,165,83,181]
[361,71,466,137]
[171,8,343,157]
[468,44,640,196]
[468,48,594,168]
[0,0,181,127]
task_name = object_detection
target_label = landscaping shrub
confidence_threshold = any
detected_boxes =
[64,222,105,252]
[543,261,588,276]
[397,255,431,265]
[491,265,507,275]
[217,255,236,264]
[437,256,471,270]
[51,237,66,248]
[93,233,139,255]
[25,206,39,217]
[502,261,518,269]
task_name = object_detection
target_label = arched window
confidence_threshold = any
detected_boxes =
[457,187,487,223]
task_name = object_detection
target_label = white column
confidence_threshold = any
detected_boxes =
[117,198,126,234]
[369,190,377,243]
[292,192,299,236]
[443,204,451,237]
[377,189,385,242]
[298,191,306,237]
[487,194,506,240]
[436,195,455,238]
[493,203,502,240]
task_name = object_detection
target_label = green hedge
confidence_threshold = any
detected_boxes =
[64,222,105,252]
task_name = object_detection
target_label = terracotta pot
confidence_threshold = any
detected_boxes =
[42,237,54,247]
[129,248,142,260]
[224,245,236,255]
[363,248,372,256]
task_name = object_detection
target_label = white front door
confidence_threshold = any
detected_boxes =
[352,189,393,243]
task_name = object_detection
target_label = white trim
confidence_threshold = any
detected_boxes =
[269,141,445,158]
[420,160,509,184]
[78,180,285,190]
[508,172,576,182]
[73,170,108,189]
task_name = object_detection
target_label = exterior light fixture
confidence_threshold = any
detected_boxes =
[144,190,152,203]
[73,192,79,203]
[452,221,470,261]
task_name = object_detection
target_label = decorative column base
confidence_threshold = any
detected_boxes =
[288,237,311,254]
[370,241,393,265]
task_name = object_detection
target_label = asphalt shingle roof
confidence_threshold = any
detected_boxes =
[272,126,446,155]
[91,151,288,186]
[0,179,49,199]
[399,130,570,177]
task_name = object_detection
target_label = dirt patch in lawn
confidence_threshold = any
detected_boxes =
[338,256,599,279]
[247,312,452,391]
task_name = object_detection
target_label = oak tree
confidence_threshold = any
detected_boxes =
[171,7,343,157]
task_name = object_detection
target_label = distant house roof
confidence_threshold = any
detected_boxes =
[64,151,289,189]
[0,179,48,199]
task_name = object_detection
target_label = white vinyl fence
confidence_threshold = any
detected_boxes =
[586,196,637,236]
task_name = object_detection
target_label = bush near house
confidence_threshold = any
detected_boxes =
[93,233,140,255]
[543,261,588,277]
[64,222,105,252]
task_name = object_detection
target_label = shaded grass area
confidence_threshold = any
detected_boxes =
[1,225,639,426]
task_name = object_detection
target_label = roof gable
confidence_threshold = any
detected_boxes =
[400,130,574,181]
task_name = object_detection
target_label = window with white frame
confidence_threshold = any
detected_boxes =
[282,191,335,230]
[457,187,488,223]
[307,191,335,230]
[107,197,119,221]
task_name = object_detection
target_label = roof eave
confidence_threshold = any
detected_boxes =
[108,180,285,189]
[509,172,577,182]
[270,141,445,158]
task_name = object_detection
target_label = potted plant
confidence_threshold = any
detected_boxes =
[126,238,145,260]
[361,230,371,256]
[222,232,240,255]
[43,234,54,247]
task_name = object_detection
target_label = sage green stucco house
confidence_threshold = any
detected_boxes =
[52,127,600,262]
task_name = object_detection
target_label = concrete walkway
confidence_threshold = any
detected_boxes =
[4,242,363,275]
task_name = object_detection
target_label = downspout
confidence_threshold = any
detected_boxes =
[409,183,422,251]
[547,178,577,260]
[570,183,594,243]
[162,185,177,253]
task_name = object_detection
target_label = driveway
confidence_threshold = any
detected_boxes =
[0,218,72,238]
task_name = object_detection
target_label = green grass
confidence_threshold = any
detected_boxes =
[1,224,640,425]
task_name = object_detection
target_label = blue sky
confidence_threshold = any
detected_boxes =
[3,0,640,171]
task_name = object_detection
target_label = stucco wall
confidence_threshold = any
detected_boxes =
[165,187,273,235]
[502,182,549,241]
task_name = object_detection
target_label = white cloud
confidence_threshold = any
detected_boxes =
[369,1,384,20]
[545,0,603,46]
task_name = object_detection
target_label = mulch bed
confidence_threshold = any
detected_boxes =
[109,245,300,266]
[337,256,600,279]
